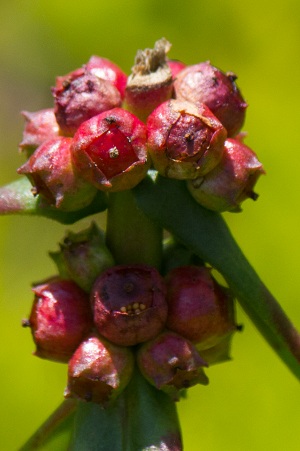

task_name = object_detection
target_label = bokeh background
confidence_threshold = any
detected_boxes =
[0,0,299,449]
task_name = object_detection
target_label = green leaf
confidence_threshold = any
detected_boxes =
[69,369,182,450]
[20,399,76,450]
[133,174,300,380]
[0,178,107,224]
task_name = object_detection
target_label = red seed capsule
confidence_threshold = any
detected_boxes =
[187,137,265,212]
[91,265,168,346]
[53,73,122,136]
[17,137,97,211]
[65,334,134,406]
[85,55,127,99]
[19,109,59,157]
[165,266,237,350]
[23,278,93,363]
[71,108,150,192]
[147,99,227,179]
[137,330,209,400]
[174,61,247,137]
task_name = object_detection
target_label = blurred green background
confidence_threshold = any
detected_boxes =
[0,0,299,449]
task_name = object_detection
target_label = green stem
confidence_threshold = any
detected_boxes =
[69,368,182,451]
[106,189,163,269]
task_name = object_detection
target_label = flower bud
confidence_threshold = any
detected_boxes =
[52,72,122,136]
[124,38,173,122]
[64,334,134,406]
[17,137,97,211]
[187,138,265,212]
[22,278,93,363]
[147,99,227,179]
[165,266,236,350]
[174,62,247,136]
[85,55,127,99]
[19,109,60,157]
[91,265,168,346]
[50,222,114,292]
[71,108,150,192]
[137,331,209,400]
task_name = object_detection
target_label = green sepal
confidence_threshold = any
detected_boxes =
[133,173,300,380]
[0,178,107,224]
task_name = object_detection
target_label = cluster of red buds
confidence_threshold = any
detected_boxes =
[18,38,264,214]
[19,38,263,406]
[23,223,238,404]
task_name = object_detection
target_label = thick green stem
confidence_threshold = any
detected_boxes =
[69,368,182,451]
[106,189,163,269]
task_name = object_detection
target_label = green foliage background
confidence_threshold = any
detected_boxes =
[0,0,299,449]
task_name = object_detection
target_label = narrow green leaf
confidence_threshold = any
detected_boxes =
[133,174,300,380]
[69,369,182,450]
[20,399,76,450]
[0,178,107,224]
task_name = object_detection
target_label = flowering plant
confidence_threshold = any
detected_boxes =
[0,39,299,450]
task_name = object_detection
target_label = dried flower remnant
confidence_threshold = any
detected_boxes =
[125,38,174,121]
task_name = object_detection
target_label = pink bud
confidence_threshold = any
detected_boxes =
[174,62,247,137]
[91,265,168,346]
[71,108,150,192]
[187,138,265,212]
[17,137,97,211]
[22,278,93,363]
[147,99,227,179]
